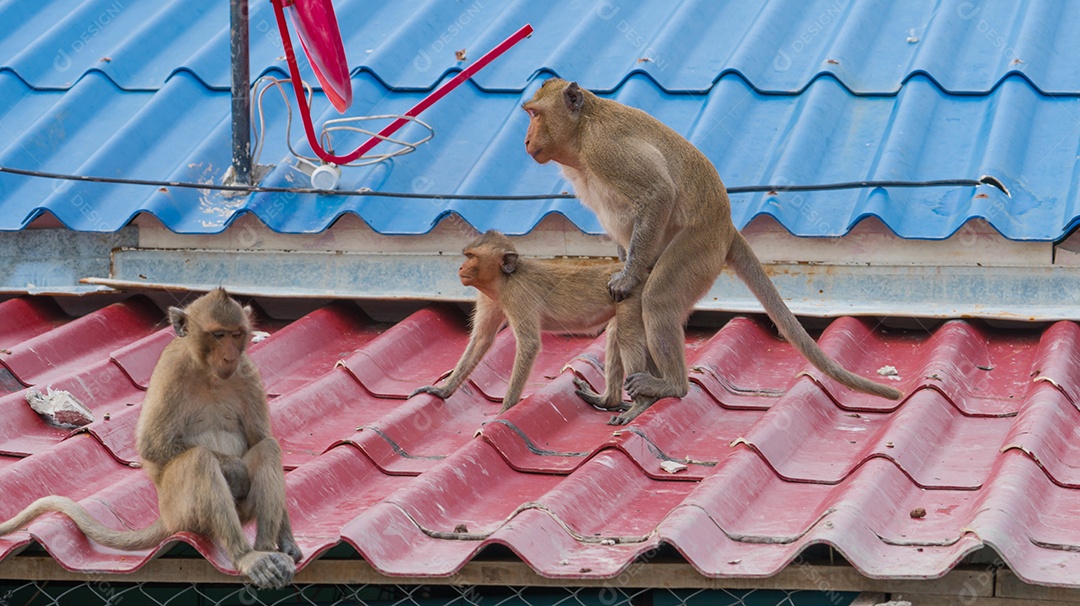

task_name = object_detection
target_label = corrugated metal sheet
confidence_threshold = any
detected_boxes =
[2,71,1078,240]
[4,0,1079,95]
[1,295,1080,585]
[0,0,1078,240]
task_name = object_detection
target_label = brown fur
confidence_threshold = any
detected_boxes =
[411,231,654,420]
[523,78,902,423]
[0,289,301,589]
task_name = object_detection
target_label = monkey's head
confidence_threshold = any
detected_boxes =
[523,78,589,166]
[459,231,518,293]
[168,288,254,381]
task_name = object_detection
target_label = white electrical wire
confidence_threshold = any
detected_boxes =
[251,75,313,166]
[250,76,435,168]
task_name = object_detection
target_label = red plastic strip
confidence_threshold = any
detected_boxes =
[273,0,533,165]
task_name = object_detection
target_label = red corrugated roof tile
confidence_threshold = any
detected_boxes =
[248,300,380,397]
[1,298,162,387]
[1,295,1079,587]
[0,298,67,351]
[0,360,142,458]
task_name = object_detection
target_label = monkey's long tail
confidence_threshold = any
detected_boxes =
[0,496,169,551]
[727,234,903,401]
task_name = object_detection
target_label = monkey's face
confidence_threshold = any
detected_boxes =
[458,249,482,288]
[523,78,582,165]
[460,232,518,290]
[171,290,255,381]
[523,103,553,164]
[458,246,513,293]
[202,327,249,380]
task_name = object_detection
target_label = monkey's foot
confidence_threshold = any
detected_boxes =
[572,376,629,411]
[625,372,687,400]
[607,402,649,426]
[410,385,451,400]
[239,551,296,589]
[279,536,303,563]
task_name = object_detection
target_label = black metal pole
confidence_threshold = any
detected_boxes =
[230,0,251,185]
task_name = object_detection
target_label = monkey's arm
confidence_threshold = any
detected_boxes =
[135,398,189,467]
[500,313,541,412]
[410,297,506,400]
[239,376,273,446]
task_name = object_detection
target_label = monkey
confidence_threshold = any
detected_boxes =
[410,230,656,420]
[0,289,302,589]
[522,77,902,424]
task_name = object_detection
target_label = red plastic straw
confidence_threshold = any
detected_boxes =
[273,0,532,165]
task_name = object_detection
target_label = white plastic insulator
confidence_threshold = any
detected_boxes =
[311,163,341,190]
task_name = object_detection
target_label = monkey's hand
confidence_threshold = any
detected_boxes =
[410,385,453,400]
[607,270,640,302]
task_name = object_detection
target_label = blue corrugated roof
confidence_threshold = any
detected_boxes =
[7,0,1080,94]
[0,0,1078,240]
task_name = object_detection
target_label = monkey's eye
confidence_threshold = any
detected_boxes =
[211,331,226,340]
[523,106,537,118]
[232,331,244,339]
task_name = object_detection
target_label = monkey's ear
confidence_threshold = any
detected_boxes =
[242,304,255,326]
[168,307,188,337]
[564,82,584,113]
[501,252,518,274]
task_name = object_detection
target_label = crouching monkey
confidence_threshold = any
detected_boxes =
[411,230,656,420]
[0,289,302,589]
[523,78,903,424]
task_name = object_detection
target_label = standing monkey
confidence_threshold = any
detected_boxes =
[0,289,302,589]
[411,230,654,419]
[523,78,902,423]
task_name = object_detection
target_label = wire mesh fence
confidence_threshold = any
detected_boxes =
[0,580,857,606]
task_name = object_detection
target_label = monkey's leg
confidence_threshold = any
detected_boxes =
[570,349,630,410]
[607,293,659,425]
[159,447,294,589]
[601,318,626,405]
[240,438,302,563]
[624,229,722,402]
[574,319,627,411]
[580,288,647,411]
[574,376,624,409]
[500,317,541,412]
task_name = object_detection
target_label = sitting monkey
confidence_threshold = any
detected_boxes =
[0,289,301,589]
